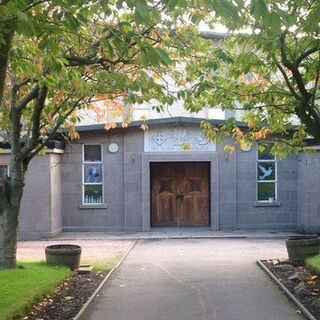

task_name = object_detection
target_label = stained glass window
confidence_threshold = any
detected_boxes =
[257,144,276,201]
[83,145,103,204]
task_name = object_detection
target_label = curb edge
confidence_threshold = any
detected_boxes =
[257,259,317,320]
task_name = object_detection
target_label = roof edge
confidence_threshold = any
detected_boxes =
[75,117,248,133]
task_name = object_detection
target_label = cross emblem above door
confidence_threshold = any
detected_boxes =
[152,132,167,146]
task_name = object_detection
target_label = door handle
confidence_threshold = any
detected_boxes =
[176,194,184,200]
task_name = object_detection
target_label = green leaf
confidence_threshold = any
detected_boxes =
[250,0,268,20]
[17,11,28,22]
[154,48,171,65]
[65,11,80,30]
[133,0,149,23]
[268,13,281,33]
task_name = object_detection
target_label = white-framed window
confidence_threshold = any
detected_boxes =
[257,144,277,202]
[0,164,9,177]
[82,144,103,204]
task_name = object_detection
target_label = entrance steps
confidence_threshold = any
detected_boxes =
[53,229,309,240]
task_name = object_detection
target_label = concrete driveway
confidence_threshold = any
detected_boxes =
[81,239,304,320]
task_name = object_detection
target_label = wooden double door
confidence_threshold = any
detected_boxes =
[151,162,210,227]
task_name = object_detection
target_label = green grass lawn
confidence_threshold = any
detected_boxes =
[81,258,117,271]
[0,262,70,320]
[305,254,320,275]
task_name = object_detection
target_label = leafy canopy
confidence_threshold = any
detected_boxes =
[1,0,319,160]
[177,0,320,157]
[0,0,204,160]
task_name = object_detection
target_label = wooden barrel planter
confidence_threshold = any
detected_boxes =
[45,244,81,270]
[285,236,320,262]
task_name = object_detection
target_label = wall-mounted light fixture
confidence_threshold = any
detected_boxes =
[129,154,135,163]
[108,143,119,153]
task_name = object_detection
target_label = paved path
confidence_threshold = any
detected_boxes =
[82,239,304,320]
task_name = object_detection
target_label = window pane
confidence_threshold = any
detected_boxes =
[84,145,101,162]
[258,182,275,201]
[84,164,102,183]
[258,162,275,181]
[0,165,8,177]
[258,144,274,160]
[84,185,103,204]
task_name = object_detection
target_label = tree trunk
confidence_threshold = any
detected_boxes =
[0,27,14,103]
[0,172,25,269]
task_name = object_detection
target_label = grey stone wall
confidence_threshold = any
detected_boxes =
[17,153,62,240]
[19,156,51,239]
[123,129,144,231]
[4,123,320,240]
[61,130,126,232]
[61,128,145,232]
[0,153,62,240]
[218,141,237,230]
[55,126,303,233]
[235,144,297,231]
[297,150,320,233]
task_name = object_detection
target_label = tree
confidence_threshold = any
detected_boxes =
[2,0,317,269]
[0,0,203,269]
[179,0,320,157]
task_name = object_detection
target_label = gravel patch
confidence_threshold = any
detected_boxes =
[17,239,135,264]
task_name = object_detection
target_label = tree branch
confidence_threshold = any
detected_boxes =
[279,32,311,99]
[24,0,50,12]
[29,98,84,160]
[20,85,48,160]
[0,0,12,6]
[295,46,320,66]
[0,28,14,103]
[273,58,300,99]
[311,52,320,107]
[65,24,158,68]
[9,107,22,160]
[16,84,39,110]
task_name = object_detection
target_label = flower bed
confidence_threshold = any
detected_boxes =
[260,259,320,320]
